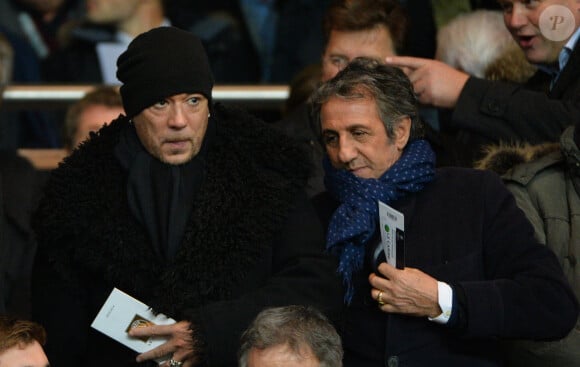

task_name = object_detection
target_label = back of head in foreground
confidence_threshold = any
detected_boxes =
[0,315,48,367]
[238,305,343,367]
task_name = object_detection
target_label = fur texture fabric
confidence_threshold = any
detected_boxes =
[475,142,560,176]
[32,103,342,367]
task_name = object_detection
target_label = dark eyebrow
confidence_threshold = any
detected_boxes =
[321,129,338,136]
[322,124,369,133]
[347,124,370,130]
[325,52,347,59]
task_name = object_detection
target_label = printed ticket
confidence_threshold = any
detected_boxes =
[378,200,405,269]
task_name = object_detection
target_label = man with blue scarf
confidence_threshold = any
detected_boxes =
[310,57,579,367]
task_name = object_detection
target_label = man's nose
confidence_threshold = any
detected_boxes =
[505,4,528,30]
[167,104,188,129]
[337,137,357,164]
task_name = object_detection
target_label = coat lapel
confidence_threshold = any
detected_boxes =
[550,41,580,98]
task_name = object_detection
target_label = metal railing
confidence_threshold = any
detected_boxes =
[2,84,290,110]
[5,84,291,168]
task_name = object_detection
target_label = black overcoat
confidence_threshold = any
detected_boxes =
[314,167,578,367]
[32,104,342,366]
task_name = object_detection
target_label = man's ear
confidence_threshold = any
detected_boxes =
[394,116,411,150]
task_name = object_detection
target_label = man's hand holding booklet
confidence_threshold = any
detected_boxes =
[91,288,176,364]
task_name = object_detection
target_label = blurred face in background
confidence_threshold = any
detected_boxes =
[321,24,396,82]
[85,0,140,24]
[71,103,124,150]
[499,0,580,64]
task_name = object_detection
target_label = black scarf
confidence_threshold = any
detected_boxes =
[114,119,215,261]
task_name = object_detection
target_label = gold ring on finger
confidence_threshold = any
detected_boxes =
[377,290,385,306]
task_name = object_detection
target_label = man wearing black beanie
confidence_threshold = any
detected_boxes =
[31,27,342,367]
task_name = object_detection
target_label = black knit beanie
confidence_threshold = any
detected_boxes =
[116,27,214,118]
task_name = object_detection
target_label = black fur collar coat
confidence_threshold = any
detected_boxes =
[32,104,342,367]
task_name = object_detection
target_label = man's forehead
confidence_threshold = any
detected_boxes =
[328,26,393,48]
[156,93,207,101]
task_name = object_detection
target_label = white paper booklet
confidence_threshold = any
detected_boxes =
[91,288,176,357]
[378,200,405,269]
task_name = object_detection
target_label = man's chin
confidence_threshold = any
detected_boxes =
[159,152,195,165]
[523,48,558,66]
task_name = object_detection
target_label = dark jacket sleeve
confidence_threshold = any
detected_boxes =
[185,192,343,366]
[452,77,580,144]
[31,157,97,366]
[32,242,92,366]
[457,171,579,340]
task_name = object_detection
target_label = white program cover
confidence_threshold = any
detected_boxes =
[91,288,176,363]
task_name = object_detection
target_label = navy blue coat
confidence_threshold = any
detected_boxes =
[314,167,578,367]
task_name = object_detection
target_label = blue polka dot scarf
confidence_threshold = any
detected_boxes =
[324,139,436,304]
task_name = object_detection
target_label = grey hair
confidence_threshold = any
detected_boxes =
[436,10,515,78]
[310,56,423,142]
[238,305,343,367]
